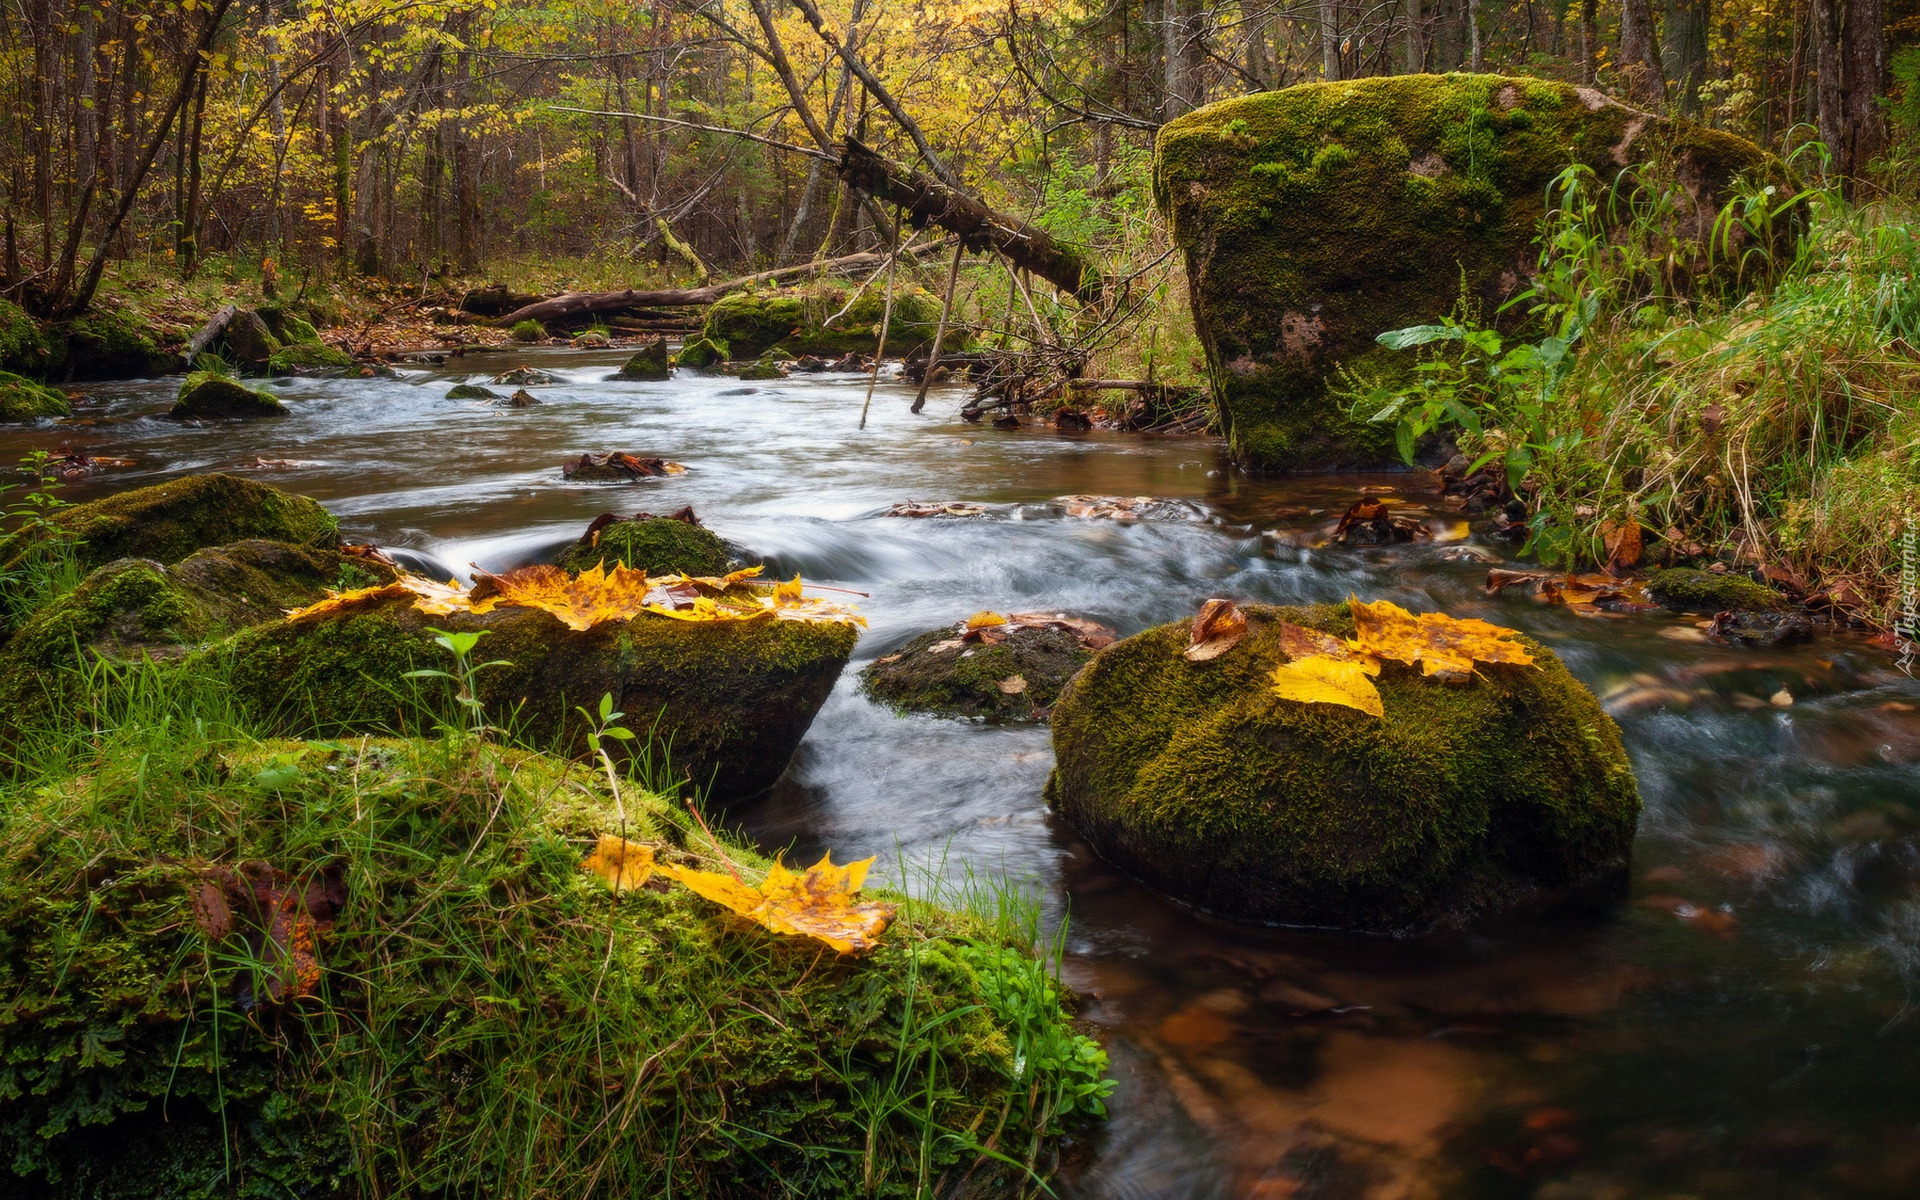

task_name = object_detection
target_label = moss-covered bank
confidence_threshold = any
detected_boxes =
[1154,74,1780,471]
[0,371,70,420]
[218,594,855,800]
[699,283,946,360]
[22,473,338,571]
[0,731,1105,1197]
[1046,602,1640,935]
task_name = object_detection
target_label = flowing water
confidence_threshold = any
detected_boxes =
[17,349,1920,1200]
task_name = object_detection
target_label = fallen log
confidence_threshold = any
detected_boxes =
[1068,379,1159,392]
[183,304,238,363]
[838,138,1104,302]
[493,241,952,331]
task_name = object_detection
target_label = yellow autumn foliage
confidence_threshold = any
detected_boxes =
[663,852,895,955]
[1261,598,1539,718]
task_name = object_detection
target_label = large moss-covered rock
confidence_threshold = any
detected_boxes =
[1046,602,1640,936]
[0,734,1097,1197]
[56,304,181,378]
[171,370,287,419]
[219,308,281,369]
[267,339,353,375]
[555,517,732,576]
[220,598,857,799]
[612,337,671,380]
[0,371,69,420]
[32,473,338,570]
[0,542,391,737]
[1155,74,1781,470]
[863,626,1094,722]
[699,283,946,360]
[673,336,729,369]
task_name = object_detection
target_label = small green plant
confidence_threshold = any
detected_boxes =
[509,318,546,342]
[332,560,380,592]
[954,940,1114,1128]
[574,691,637,823]
[0,451,82,630]
[402,627,512,738]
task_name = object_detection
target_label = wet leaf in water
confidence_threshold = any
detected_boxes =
[582,835,656,891]
[882,501,986,518]
[664,852,895,954]
[1184,598,1248,662]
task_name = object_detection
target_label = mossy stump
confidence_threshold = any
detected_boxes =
[556,517,732,576]
[219,597,856,799]
[863,626,1094,722]
[171,370,287,419]
[1647,567,1789,613]
[0,371,69,420]
[28,473,338,570]
[1046,602,1641,936]
[1154,74,1783,471]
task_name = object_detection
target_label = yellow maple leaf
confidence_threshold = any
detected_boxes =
[774,573,804,604]
[653,565,765,592]
[285,573,474,623]
[400,574,477,616]
[469,563,652,631]
[581,835,655,891]
[641,594,777,623]
[662,852,895,954]
[965,610,1009,630]
[284,581,410,622]
[1348,596,1536,678]
[1269,654,1385,717]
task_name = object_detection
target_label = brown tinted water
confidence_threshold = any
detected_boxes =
[16,349,1920,1199]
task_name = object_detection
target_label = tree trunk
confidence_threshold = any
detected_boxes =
[1581,0,1598,83]
[1620,0,1668,107]
[1816,0,1888,183]
[1468,0,1486,70]
[1406,0,1425,71]
[1662,0,1710,114]
[1320,0,1342,80]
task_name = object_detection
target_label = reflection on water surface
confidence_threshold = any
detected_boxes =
[17,350,1920,1199]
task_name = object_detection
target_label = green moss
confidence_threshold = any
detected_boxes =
[1046,602,1640,935]
[218,596,857,800]
[255,302,321,344]
[446,382,502,399]
[700,284,947,360]
[510,318,546,342]
[31,474,338,571]
[737,356,784,380]
[862,627,1093,722]
[612,339,671,381]
[56,305,179,378]
[171,370,287,419]
[266,340,352,375]
[0,370,70,420]
[672,336,728,369]
[1646,567,1789,612]
[1153,73,1781,470]
[0,733,1097,1196]
[0,298,59,378]
[555,517,732,576]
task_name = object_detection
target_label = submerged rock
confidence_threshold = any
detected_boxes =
[445,382,502,400]
[1705,609,1814,648]
[493,365,555,386]
[862,620,1107,722]
[26,473,338,570]
[170,370,286,420]
[1647,567,1789,613]
[737,357,786,381]
[613,337,671,381]
[0,371,69,420]
[561,452,686,483]
[556,515,731,576]
[1047,602,1641,936]
[218,595,856,800]
[1155,74,1783,470]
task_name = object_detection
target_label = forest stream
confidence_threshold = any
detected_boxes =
[16,349,1920,1200]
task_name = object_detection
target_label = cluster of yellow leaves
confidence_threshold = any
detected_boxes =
[1264,597,1537,719]
[581,837,893,955]
[284,561,865,630]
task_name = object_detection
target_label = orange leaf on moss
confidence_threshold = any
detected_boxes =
[663,852,895,954]
[469,562,653,631]
[582,835,656,892]
[1348,596,1536,678]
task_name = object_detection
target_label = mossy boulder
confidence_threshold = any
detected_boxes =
[863,626,1094,722]
[0,542,392,737]
[0,370,70,420]
[1155,74,1782,470]
[555,517,733,576]
[56,305,181,378]
[699,283,946,360]
[446,382,502,399]
[30,473,338,571]
[266,339,353,375]
[1647,567,1789,613]
[171,370,287,419]
[255,302,321,344]
[217,597,857,800]
[218,308,282,370]
[0,734,1100,1196]
[1046,602,1641,936]
[673,336,728,369]
[613,337,671,380]
[737,357,785,381]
